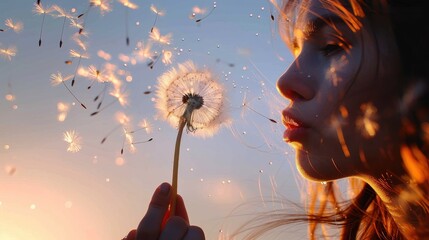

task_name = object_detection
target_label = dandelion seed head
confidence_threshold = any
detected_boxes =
[119,0,138,9]
[70,19,84,30]
[149,27,172,45]
[124,129,135,152]
[63,130,82,153]
[70,49,89,59]
[138,119,152,133]
[156,61,230,137]
[192,6,207,15]
[72,33,89,50]
[50,72,72,86]
[150,5,165,16]
[5,19,24,33]
[90,0,112,15]
[52,5,72,18]
[110,88,129,106]
[133,41,153,62]
[0,46,17,61]
[33,3,53,15]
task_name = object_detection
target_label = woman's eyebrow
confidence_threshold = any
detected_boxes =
[302,14,346,39]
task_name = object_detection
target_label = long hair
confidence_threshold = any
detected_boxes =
[231,0,429,239]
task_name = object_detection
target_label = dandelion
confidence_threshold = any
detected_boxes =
[4,19,24,33]
[100,111,130,143]
[69,49,90,86]
[77,0,112,34]
[0,46,17,61]
[99,112,151,154]
[138,119,152,134]
[50,72,86,109]
[149,27,172,45]
[189,6,207,20]
[79,65,106,89]
[121,127,135,154]
[132,41,153,62]
[155,61,229,216]
[33,2,53,46]
[118,0,138,46]
[50,72,72,86]
[240,92,277,123]
[90,88,128,116]
[90,0,112,15]
[150,4,165,33]
[63,130,82,153]
[70,18,84,32]
[121,128,153,154]
[195,2,217,23]
[109,88,129,106]
[147,54,160,69]
[72,33,89,51]
[52,5,73,48]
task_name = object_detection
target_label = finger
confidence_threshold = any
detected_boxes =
[183,226,205,240]
[175,195,189,224]
[159,216,189,240]
[136,182,171,240]
[123,229,136,240]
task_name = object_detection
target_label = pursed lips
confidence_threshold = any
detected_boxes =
[282,109,310,143]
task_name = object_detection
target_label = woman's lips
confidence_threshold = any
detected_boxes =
[282,111,310,143]
[283,126,310,143]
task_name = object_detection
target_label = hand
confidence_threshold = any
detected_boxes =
[123,182,205,240]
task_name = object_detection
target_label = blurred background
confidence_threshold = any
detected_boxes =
[0,0,307,239]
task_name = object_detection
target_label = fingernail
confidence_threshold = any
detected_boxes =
[159,182,170,196]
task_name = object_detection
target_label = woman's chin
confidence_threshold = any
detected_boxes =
[295,149,345,182]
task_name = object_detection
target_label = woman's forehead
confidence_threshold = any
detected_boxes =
[296,0,345,21]
[287,0,363,34]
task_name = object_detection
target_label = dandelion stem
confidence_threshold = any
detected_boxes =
[59,16,67,48]
[71,56,82,86]
[195,4,216,23]
[170,117,186,217]
[125,7,130,46]
[39,13,46,46]
[60,78,87,109]
[151,12,158,32]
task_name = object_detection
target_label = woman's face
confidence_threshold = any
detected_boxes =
[277,1,402,181]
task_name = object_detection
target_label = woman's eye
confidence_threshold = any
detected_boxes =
[321,44,342,56]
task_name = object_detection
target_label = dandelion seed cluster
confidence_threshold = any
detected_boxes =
[156,61,230,137]
[63,130,82,153]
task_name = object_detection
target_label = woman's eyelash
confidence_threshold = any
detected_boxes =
[321,44,342,55]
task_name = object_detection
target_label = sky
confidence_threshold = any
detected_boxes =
[0,0,308,239]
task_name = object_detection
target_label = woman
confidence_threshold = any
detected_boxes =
[125,0,429,239]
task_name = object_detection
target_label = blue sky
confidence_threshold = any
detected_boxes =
[0,0,307,239]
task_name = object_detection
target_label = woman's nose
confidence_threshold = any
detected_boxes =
[276,60,315,101]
